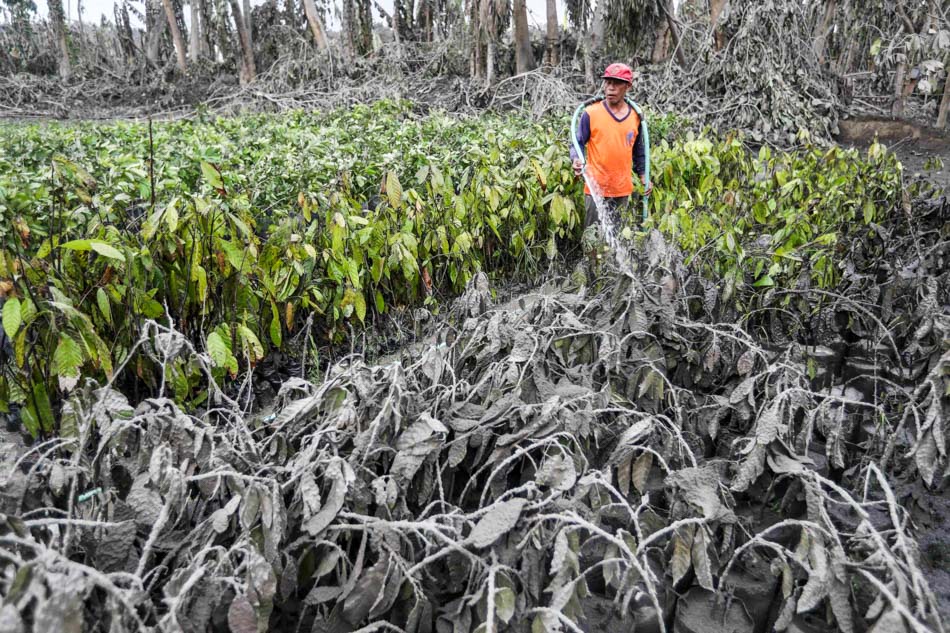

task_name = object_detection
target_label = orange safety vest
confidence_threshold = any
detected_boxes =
[583,102,641,198]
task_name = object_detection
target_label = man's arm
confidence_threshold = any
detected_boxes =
[632,120,652,193]
[569,111,591,162]
[632,121,646,178]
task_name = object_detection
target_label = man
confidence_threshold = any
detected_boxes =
[570,63,651,231]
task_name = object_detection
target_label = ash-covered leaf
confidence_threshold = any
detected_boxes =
[0,603,24,633]
[468,498,527,548]
[227,595,257,633]
[494,587,516,624]
[670,525,694,586]
[535,452,577,491]
[305,585,342,606]
[304,458,353,536]
[126,474,163,527]
[668,465,735,521]
[736,349,755,375]
[631,451,653,494]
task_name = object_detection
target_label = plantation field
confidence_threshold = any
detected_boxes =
[0,103,948,633]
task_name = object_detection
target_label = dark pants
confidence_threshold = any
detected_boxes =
[584,194,633,230]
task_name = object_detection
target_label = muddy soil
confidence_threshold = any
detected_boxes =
[837,116,950,191]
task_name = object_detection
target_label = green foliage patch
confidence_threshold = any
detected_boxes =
[0,101,903,432]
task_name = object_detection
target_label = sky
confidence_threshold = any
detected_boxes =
[28,0,565,30]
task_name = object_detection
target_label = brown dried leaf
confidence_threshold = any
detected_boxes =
[631,451,653,495]
[670,525,694,586]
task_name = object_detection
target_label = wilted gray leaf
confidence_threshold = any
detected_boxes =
[691,528,714,591]
[211,496,242,534]
[0,604,24,633]
[494,587,516,624]
[392,417,444,482]
[227,595,257,633]
[729,375,755,404]
[468,498,527,548]
[95,520,137,573]
[304,585,342,606]
[670,525,694,586]
[304,459,351,536]
[33,586,84,633]
[736,350,755,375]
[631,451,653,494]
[241,485,262,530]
[535,452,577,491]
[126,474,163,527]
[342,557,389,624]
[668,465,735,521]
[868,609,908,633]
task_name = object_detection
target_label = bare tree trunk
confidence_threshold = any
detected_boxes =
[213,0,232,62]
[662,0,687,66]
[340,0,355,61]
[189,0,200,62]
[229,0,255,82]
[198,0,213,57]
[162,0,188,72]
[470,0,481,80]
[145,0,166,66]
[77,0,86,47]
[115,1,136,62]
[709,0,728,51]
[513,0,533,74]
[544,0,557,67]
[812,0,835,64]
[486,38,496,85]
[652,15,670,62]
[243,0,253,50]
[302,0,329,49]
[937,69,950,129]
[48,0,71,79]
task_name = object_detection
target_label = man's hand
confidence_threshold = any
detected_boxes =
[640,177,653,196]
[573,159,584,177]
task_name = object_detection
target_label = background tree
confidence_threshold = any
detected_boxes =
[512,0,534,74]
[48,0,71,78]
[162,0,189,72]
[544,0,558,67]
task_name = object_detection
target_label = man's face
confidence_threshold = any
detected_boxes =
[604,78,631,105]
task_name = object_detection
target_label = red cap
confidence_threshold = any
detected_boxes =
[602,63,634,84]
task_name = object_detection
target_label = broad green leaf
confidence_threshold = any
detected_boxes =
[269,303,282,347]
[20,405,40,438]
[354,291,367,324]
[386,171,403,208]
[375,290,385,314]
[61,239,125,262]
[19,297,36,326]
[207,331,230,368]
[91,241,124,261]
[60,239,93,251]
[201,161,224,191]
[2,297,21,338]
[96,288,112,325]
[33,380,55,434]
[237,325,264,362]
[54,334,83,391]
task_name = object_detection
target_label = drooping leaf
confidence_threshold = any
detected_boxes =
[468,498,527,548]
[494,587,516,624]
[53,334,83,392]
[207,331,230,368]
[2,297,21,339]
